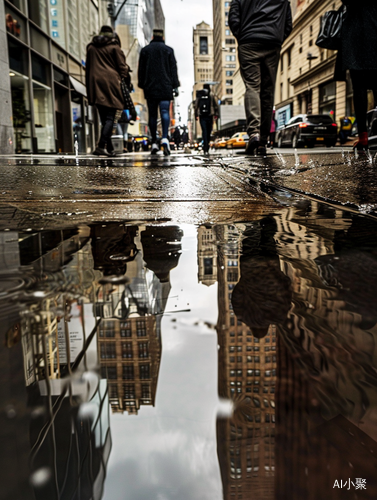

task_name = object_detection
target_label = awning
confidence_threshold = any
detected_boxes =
[69,76,87,97]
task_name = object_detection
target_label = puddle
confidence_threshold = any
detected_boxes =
[1,200,377,499]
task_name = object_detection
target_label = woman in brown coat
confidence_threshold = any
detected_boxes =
[86,26,130,156]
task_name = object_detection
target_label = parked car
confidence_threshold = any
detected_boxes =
[214,137,229,149]
[226,132,249,149]
[277,114,338,148]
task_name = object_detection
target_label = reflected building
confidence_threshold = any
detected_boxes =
[0,226,111,500]
[97,225,182,415]
[198,224,217,287]
[214,224,277,500]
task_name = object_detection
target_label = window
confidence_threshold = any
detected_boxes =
[138,342,149,359]
[140,364,150,379]
[122,342,133,358]
[226,79,233,86]
[100,342,116,359]
[225,38,236,45]
[199,36,208,55]
[109,384,118,399]
[101,365,117,379]
[137,320,146,337]
[226,89,233,95]
[225,29,230,35]
[142,384,151,399]
[99,321,115,338]
[124,384,135,399]
[226,71,234,77]
[122,365,134,380]
[280,55,284,73]
[204,257,213,275]
[120,321,131,337]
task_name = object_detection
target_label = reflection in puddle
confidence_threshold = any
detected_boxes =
[1,202,377,499]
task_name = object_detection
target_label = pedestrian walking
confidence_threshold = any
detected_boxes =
[229,0,292,156]
[335,0,377,151]
[86,25,132,157]
[195,84,219,154]
[138,29,180,156]
[269,110,278,148]
[173,127,181,149]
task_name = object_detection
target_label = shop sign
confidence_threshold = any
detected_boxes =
[277,104,292,128]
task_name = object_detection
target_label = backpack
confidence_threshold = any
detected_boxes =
[199,94,211,115]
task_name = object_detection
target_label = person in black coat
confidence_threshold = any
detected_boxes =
[229,0,292,156]
[138,29,180,156]
[335,0,377,151]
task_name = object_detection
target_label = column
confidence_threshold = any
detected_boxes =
[0,1,14,153]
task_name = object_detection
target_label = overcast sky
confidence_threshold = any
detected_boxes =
[160,0,213,124]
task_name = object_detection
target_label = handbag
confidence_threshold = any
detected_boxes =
[315,5,346,51]
[120,78,137,121]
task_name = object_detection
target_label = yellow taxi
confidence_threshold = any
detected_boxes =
[214,137,229,149]
[225,132,249,149]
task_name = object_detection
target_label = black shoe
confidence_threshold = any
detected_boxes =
[93,147,110,157]
[257,145,267,157]
[245,134,260,155]
[107,150,119,157]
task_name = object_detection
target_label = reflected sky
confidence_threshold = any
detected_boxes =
[103,225,222,500]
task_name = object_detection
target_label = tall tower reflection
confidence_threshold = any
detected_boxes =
[213,223,278,500]
[95,224,183,415]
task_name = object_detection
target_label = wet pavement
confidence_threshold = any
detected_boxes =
[1,151,377,500]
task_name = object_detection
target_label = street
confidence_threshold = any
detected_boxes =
[1,148,377,500]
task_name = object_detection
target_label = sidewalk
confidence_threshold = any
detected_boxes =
[223,148,377,218]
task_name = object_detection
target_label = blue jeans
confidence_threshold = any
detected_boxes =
[147,99,170,142]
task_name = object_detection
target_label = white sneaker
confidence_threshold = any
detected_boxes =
[151,143,159,155]
[161,138,171,156]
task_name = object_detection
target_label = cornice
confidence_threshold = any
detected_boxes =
[290,54,337,86]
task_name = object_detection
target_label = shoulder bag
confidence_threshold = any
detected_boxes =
[315,5,346,51]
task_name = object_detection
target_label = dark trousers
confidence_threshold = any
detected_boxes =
[350,70,377,134]
[199,115,213,153]
[238,43,280,144]
[147,99,170,143]
[97,105,116,151]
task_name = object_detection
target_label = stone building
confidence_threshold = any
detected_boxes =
[212,0,238,105]
[275,0,355,128]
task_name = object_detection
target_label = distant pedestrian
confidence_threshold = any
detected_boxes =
[173,127,181,149]
[138,29,180,156]
[229,0,292,156]
[86,25,132,157]
[335,0,377,151]
[269,110,278,148]
[195,84,219,154]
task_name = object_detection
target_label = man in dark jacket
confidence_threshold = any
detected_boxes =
[138,29,180,156]
[194,84,220,154]
[86,25,130,156]
[229,0,292,156]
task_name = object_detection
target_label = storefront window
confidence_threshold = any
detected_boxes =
[10,72,32,153]
[319,81,336,119]
[28,0,48,32]
[5,6,27,43]
[32,55,55,152]
[8,38,28,77]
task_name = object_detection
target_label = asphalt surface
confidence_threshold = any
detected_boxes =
[0,146,376,229]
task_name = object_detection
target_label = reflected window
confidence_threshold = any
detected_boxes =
[124,384,135,399]
[138,342,149,358]
[32,55,55,153]
[109,384,118,399]
[8,0,26,13]
[122,342,133,358]
[101,365,117,379]
[142,384,151,399]
[199,36,208,55]
[137,320,146,337]
[100,342,116,359]
[123,365,134,380]
[120,321,132,337]
[28,0,48,31]
[140,364,150,379]
[6,7,27,42]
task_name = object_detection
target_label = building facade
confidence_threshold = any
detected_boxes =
[191,21,214,140]
[212,0,238,105]
[275,0,354,128]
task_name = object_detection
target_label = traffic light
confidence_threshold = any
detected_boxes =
[107,3,115,17]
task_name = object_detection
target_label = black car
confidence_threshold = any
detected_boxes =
[277,114,338,148]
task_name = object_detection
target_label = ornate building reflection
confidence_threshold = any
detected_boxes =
[95,224,183,415]
[212,224,277,500]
